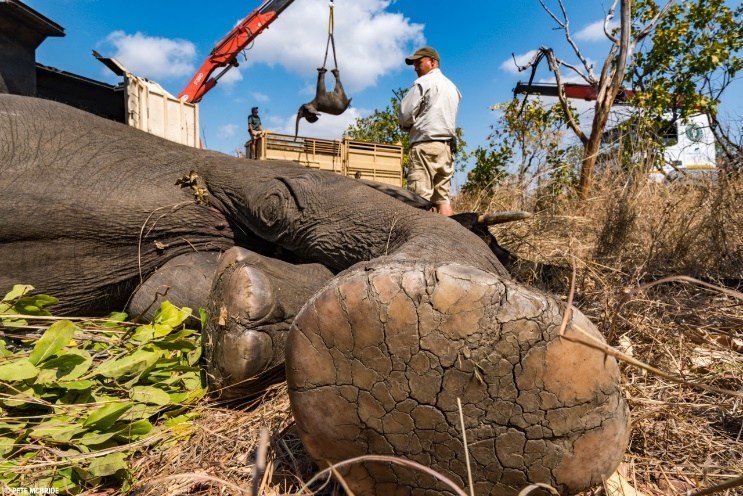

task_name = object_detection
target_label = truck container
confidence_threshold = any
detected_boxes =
[256,131,404,186]
[95,54,200,148]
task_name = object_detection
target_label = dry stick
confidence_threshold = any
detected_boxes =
[457,398,475,496]
[557,270,743,400]
[557,256,577,336]
[568,318,743,399]
[330,465,356,496]
[251,427,269,496]
[136,201,193,284]
[136,473,250,495]
[517,482,560,496]
[295,455,469,496]
[623,274,743,303]
[686,474,743,496]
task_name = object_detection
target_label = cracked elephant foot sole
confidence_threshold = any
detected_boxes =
[286,261,630,495]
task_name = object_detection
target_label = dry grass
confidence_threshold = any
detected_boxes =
[122,172,743,495]
[456,171,743,495]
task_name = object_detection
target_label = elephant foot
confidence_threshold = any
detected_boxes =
[204,247,332,400]
[127,251,221,324]
[286,261,630,495]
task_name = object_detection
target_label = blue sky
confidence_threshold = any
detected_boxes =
[25,0,742,190]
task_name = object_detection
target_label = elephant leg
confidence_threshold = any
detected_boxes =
[204,247,333,400]
[315,67,328,96]
[127,251,221,324]
[286,261,630,495]
[315,68,351,115]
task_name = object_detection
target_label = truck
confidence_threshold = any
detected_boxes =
[256,131,404,186]
[95,53,200,148]
[513,82,717,181]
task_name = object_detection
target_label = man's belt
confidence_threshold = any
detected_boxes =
[413,138,458,155]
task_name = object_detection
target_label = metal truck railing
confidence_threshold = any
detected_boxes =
[254,131,403,187]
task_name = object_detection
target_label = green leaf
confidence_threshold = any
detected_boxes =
[164,412,198,427]
[0,339,11,358]
[83,401,134,430]
[0,421,27,432]
[130,386,172,406]
[14,294,58,315]
[36,349,92,383]
[87,452,128,477]
[114,419,153,441]
[0,358,38,381]
[105,311,128,324]
[1,284,34,303]
[94,349,159,378]
[153,301,192,328]
[0,434,18,456]
[28,320,77,365]
[78,429,118,446]
[117,403,161,422]
[0,385,36,407]
[29,419,84,443]
[52,379,97,391]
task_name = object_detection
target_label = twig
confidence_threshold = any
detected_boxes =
[518,482,560,495]
[686,474,743,496]
[295,454,469,496]
[558,256,577,336]
[562,320,743,400]
[457,398,475,496]
[138,473,250,495]
[252,427,270,496]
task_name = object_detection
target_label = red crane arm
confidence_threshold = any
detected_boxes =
[178,0,295,103]
[513,82,636,104]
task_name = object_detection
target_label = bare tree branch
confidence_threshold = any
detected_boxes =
[635,0,676,42]
[538,0,597,81]
[603,0,620,44]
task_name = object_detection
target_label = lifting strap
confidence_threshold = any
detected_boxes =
[321,1,338,70]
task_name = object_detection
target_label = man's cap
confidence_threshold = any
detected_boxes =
[251,106,259,112]
[405,46,440,65]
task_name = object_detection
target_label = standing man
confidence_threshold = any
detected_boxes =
[398,46,461,216]
[247,106,262,159]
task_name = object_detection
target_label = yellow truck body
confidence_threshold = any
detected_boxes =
[256,131,403,187]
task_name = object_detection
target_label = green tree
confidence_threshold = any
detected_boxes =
[344,89,468,177]
[629,0,743,161]
[516,0,676,201]
[465,98,568,195]
[516,0,742,198]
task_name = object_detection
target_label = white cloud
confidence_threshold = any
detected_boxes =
[102,31,196,80]
[243,0,425,92]
[575,19,619,42]
[500,50,538,75]
[252,92,270,103]
[217,123,239,138]
[214,66,244,96]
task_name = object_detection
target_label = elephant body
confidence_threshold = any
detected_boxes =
[0,94,495,313]
[0,94,629,495]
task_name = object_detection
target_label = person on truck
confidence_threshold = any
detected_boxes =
[247,107,262,159]
[398,46,461,216]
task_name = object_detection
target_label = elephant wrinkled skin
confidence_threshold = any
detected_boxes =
[0,95,629,495]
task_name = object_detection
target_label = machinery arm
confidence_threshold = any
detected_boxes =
[513,82,635,104]
[178,0,295,103]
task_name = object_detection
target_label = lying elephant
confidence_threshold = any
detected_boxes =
[0,94,629,495]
